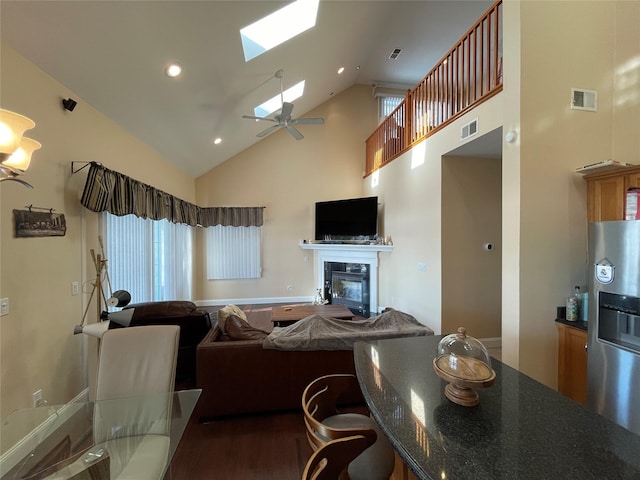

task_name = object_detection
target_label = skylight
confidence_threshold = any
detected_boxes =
[240,0,319,62]
[254,80,305,117]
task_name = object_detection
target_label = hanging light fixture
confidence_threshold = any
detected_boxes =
[0,108,41,187]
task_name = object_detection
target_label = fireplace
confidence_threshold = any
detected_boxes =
[298,242,393,317]
[325,263,370,317]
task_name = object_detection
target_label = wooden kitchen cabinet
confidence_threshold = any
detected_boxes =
[585,165,640,221]
[391,451,418,480]
[557,322,588,404]
[628,171,640,190]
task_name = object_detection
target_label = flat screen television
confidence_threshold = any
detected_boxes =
[314,196,378,241]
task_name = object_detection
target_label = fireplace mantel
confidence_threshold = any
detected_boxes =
[299,242,393,315]
[298,243,393,253]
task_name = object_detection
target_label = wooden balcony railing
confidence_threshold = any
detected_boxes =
[365,0,503,177]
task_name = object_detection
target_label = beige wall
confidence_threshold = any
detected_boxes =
[363,95,504,333]
[442,155,502,339]
[0,45,195,417]
[500,0,638,387]
[611,1,640,164]
[195,85,378,302]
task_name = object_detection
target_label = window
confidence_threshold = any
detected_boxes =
[254,80,305,117]
[104,212,193,304]
[206,225,261,280]
[378,95,403,123]
[240,0,319,62]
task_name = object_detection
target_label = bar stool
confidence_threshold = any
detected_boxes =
[302,435,374,480]
[302,374,395,480]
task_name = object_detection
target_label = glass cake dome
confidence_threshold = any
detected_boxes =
[432,327,496,406]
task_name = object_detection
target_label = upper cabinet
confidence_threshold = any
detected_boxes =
[585,165,640,222]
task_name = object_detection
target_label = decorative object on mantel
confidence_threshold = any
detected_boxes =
[13,206,66,237]
[575,159,635,175]
[0,108,41,188]
[433,327,496,407]
[312,288,328,305]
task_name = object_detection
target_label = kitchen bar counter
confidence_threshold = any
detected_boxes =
[354,335,640,480]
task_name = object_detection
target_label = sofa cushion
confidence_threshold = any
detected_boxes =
[226,314,269,340]
[218,305,247,333]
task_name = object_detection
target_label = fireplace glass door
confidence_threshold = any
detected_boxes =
[331,271,369,317]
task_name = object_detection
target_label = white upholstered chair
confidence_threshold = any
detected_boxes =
[43,325,180,480]
[92,325,180,480]
[302,374,395,480]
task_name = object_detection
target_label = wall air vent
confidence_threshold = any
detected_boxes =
[388,48,402,60]
[571,88,597,111]
[460,118,478,140]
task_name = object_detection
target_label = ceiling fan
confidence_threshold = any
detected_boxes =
[242,69,324,141]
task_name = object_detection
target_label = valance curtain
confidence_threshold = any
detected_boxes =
[80,162,264,227]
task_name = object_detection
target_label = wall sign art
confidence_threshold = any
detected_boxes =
[13,207,66,238]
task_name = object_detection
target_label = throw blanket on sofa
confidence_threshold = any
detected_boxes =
[262,309,433,351]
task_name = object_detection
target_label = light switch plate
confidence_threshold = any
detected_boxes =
[0,298,9,316]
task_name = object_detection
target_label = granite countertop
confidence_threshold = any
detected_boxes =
[354,335,640,480]
[555,317,588,331]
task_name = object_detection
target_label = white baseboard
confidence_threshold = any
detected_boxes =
[195,296,314,307]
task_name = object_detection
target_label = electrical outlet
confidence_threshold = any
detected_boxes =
[71,281,80,296]
[0,298,9,316]
[286,285,294,292]
[33,389,43,408]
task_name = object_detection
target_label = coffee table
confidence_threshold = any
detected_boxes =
[271,304,355,327]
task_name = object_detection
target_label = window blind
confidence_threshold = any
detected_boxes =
[105,213,193,303]
[206,225,261,280]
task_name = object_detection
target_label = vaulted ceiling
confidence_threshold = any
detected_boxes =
[1,1,494,177]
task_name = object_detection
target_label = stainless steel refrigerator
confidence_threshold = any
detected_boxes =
[587,220,640,436]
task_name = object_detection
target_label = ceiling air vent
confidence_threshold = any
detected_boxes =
[460,118,478,140]
[388,48,402,60]
[571,88,597,111]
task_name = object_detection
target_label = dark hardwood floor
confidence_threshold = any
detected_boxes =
[169,410,313,479]
[169,303,369,479]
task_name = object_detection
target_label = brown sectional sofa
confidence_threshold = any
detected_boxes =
[111,301,212,386]
[195,321,361,420]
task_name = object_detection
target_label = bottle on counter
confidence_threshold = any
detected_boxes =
[566,285,581,322]
[581,292,589,322]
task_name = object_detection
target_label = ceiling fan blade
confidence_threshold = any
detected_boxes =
[242,115,276,123]
[257,124,281,137]
[280,101,294,119]
[286,126,304,140]
[291,117,324,125]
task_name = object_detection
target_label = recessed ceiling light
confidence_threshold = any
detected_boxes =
[166,64,182,78]
[337,67,345,75]
[213,137,222,145]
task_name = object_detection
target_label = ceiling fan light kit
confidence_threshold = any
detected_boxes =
[242,69,324,140]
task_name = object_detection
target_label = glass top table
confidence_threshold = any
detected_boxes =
[0,389,200,480]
